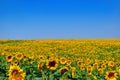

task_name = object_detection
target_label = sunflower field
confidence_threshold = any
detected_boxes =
[0,39,120,80]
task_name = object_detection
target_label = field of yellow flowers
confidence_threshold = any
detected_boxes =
[0,39,120,80]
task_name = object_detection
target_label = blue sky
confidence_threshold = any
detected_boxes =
[0,0,120,39]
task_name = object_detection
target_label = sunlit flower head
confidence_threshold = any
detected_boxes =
[98,68,104,74]
[6,55,13,62]
[71,67,76,78]
[80,65,85,71]
[108,61,115,67]
[38,63,44,71]
[101,64,106,70]
[46,59,58,70]
[86,58,91,65]
[39,55,45,60]
[87,66,93,75]
[105,71,117,80]
[12,60,18,66]
[66,59,72,65]
[8,65,26,80]
[15,53,23,60]
[77,61,84,67]
[59,67,68,75]
[60,57,67,64]
[93,63,99,69]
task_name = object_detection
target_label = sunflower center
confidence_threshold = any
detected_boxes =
[17,54,22,58]
[12,69,19,76]
[78,62,82,65]
[88,70,92,73]
[108,72,115,78]
[62,59,65,62]
[8,56,12,59]
[110,62,114,66]
[98,69,102,74]
[49,61,56,67]
[61,68,68,74]
[40,56,44,59]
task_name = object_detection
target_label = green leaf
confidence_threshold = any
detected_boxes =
[26,75,33,80]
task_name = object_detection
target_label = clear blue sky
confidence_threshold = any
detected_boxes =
[0,0,120,39]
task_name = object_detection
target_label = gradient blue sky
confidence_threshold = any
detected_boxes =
[0,0,120,39]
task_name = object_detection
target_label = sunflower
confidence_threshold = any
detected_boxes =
[59,67,68,75]
[38,63,44,71]
[12,60,18,65]
[23,56,27,61]
[105,71,117,80]
[39,55,45,60]
[110,58,115,61]
[46,59,58,70]
[77,61,84,67]
[117,69,120,75]
[87,66,93,75]
[6,55,13,62]
[66,59,72,65]
[8,65,26,80]
[101,64,106,70]
[93,63,99,69]
[86,58,91,65]
[80,65,85,71]
[15,53,23,60]
[108,61,115,67]
[103,60,107,64]
[98,68,104,74]
[60,57,67,64]
[71,67,76,78]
